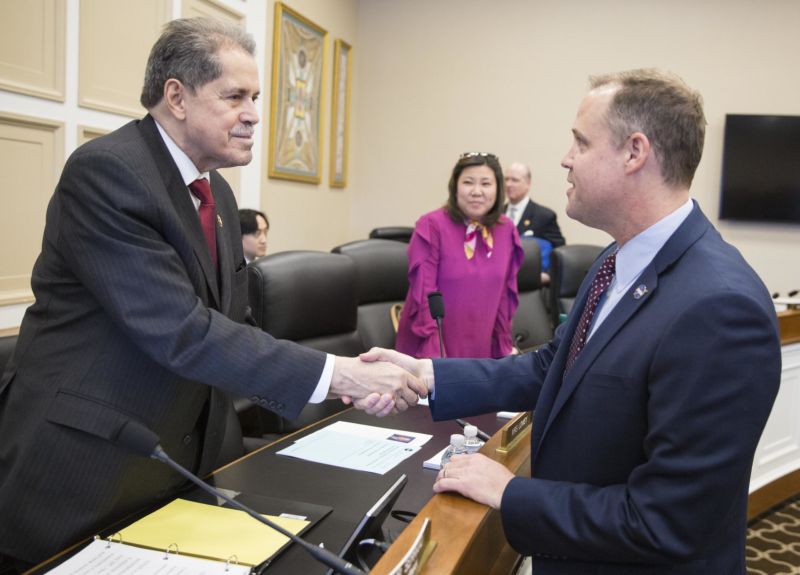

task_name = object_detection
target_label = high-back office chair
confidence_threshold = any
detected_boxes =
[245,251,363,440]
[332,239,410,350]
[512,240,554,351]
[0,334,17,372]
[548,244,604,326]
[368,226,414,243]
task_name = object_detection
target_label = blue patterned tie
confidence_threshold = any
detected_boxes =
[564,250,617,374]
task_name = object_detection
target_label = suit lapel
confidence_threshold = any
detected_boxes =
[535,202,711,450]
[138,116,221,308]
[210,171,233,315]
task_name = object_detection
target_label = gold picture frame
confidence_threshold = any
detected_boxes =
[267,2,327,183]
[329,39,351,188]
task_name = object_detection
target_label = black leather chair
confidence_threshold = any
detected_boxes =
[368,226,414,243]
[332,239,409,351]
[548,244,604,326]
[244,250,363,441]
[0,334,17,372]
[512,240,554,351]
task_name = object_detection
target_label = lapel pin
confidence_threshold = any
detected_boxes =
[217,215,223,228]
[523,219,531,226]
[633,284,648,300]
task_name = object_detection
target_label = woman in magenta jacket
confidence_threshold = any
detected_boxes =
[396,153,524,359]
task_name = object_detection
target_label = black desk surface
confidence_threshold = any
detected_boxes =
[207,406,506,574]
[31,406,506,574]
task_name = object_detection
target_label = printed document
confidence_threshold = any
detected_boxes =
[278,421,432,474]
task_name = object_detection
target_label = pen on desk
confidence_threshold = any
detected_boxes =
[455,418,491,442]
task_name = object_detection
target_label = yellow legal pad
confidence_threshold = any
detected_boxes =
[118,498,310,566]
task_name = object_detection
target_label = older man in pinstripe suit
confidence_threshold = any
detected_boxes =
[0,18,421,567]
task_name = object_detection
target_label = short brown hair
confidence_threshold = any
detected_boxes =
[445,153,505,227]
[590,69,706,188]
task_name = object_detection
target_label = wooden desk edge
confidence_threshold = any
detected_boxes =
[778,309,800,345]
[370,420,531,575]
[746,310,800,519]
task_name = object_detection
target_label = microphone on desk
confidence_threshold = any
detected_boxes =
[427,291,446,358]
[513,330,528,355]
[114,419,366,575]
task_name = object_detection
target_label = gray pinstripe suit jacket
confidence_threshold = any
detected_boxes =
[0,115,326,563]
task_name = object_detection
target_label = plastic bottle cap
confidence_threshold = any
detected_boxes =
[449,433,465,448]
[464,425,478,438]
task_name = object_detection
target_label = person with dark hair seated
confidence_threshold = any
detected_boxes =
[239,208,269,263]
[395,152,524,359]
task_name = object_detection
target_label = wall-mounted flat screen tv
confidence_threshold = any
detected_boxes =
[719,114,800,224]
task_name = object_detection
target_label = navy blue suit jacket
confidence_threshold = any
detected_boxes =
[431,203,781,574]
[0,116,326,562]
[510,199,566,248]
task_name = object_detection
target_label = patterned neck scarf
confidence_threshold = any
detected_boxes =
[464,220,493,260]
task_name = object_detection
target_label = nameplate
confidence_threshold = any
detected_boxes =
[495,411,532,455]
[388,517,436,575]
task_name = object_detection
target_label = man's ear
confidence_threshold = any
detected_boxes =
[624,132,650,174]
[163,79,188,120]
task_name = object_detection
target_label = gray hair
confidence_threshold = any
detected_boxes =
[590,69,706,188]
[140,18,255,109]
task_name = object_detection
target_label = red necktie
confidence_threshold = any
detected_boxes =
[564,250,617,374]
[189,178,217,269]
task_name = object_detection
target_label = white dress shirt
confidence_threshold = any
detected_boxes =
[154,121,333,402]
[506,197,531,227]
[589,198,694,340]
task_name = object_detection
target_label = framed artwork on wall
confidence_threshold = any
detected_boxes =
[329,39,351,188]
[267,2,327,183]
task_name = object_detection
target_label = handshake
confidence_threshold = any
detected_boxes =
[329,348,435,417]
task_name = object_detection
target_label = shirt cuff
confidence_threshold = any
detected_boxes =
[309,353,334,403]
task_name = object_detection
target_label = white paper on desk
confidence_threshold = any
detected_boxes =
[422,446,449,470]
[278,421,432,474]
[45,539,250,575]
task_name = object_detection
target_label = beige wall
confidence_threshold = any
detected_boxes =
[352,0,800,293]
[1,0,799,331]
[261,0,360,254]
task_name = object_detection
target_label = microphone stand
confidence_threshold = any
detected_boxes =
[435,316,445,359]
[149,445,365,575]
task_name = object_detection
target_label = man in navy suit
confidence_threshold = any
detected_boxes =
[504,161,566,250]
[0,18,422,567]
[364,70,781,573]
[504,162,566,282]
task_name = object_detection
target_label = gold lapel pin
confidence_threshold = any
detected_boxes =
[523,219,531,226]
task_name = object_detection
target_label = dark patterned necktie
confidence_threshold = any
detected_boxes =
[189,178,217,269]
[564,250,617,374]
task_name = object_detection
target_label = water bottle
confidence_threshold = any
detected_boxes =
[463,425,484,454]
[440,433,466,467]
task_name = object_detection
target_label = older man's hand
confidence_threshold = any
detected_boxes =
[331,355,426,416]
[359,347,435,393]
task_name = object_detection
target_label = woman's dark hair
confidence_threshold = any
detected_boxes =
[239,209,269,235]
[445,153,505,227]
